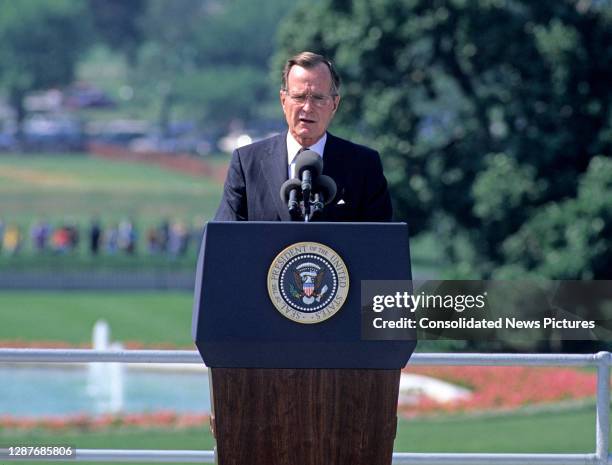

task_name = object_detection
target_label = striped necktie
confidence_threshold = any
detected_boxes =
[290,147,308,179]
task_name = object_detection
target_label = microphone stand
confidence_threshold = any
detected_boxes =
[309,192,325,221]
[301,170,312,222]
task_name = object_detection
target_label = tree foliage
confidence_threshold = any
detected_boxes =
[87,0,146,62]
[133,0,295,132]
[0,0,91,134]
[276,0,612,278]
[0,0,297,137]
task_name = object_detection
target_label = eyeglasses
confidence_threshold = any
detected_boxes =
[283,91,337,107]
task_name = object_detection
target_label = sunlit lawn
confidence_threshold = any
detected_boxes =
[0,291,193,346]
[0,153,222,224]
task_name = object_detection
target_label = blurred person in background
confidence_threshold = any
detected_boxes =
[168,220,189,257]
[146,225,160,254]
[104,224,119,254]
[30,219,51,252]
[50,225,70,253]
[65,222,80,252]
[158,219,170,252]
[89,218,102,255]
[118,219,137,255]
[3,224,22,255]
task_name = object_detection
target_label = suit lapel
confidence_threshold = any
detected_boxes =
[321,133,348,221]
[261,133,292,221]
[322,132,343,183]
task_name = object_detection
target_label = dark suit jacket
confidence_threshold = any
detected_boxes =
[214,132,392,222]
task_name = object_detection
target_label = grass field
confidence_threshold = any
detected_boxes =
[0,153,222,230]
[1,252,199,272]
[0,291,193,346]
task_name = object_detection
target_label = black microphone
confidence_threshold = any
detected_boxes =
[313,175,337,206]
[280,178,303,220]
[294,150,323,220]
[310,175,337,219]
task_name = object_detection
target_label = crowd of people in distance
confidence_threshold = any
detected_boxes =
[0,218,202,258]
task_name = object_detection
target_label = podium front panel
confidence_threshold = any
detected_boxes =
[192,222,415,369]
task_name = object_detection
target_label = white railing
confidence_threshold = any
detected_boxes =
[0,349,609,465]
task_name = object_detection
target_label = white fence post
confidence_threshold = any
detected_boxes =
[596,351,610,465]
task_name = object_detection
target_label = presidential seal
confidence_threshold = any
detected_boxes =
[267,242,349,324]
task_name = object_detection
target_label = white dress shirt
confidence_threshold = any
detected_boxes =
[286,132,326,179]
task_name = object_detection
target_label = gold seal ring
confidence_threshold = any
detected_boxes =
[267,242,349,324]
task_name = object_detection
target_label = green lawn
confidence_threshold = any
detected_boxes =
[1,251,198,272]
[0,291,194,346]
[0,153,222,224]
[0,405,601,465]
[397,407,598,453]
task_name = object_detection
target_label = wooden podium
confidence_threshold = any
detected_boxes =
[193,222,414,465]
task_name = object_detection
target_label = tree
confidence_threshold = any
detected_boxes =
[87,0,146,63]
[130,0,209,135]
[0,0,92,142]
[133,0,295,134]
[276,0,612,279]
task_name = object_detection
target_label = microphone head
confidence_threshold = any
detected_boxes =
[314,175,337,205]
[294,150,323,178]
[280,178,302,202]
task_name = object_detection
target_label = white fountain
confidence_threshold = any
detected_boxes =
[86,320,124,414]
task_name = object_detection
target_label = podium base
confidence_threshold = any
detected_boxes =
[210,368,401,465]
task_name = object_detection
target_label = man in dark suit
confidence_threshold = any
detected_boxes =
[214,51,392,222]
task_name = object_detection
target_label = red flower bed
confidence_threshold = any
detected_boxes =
[0,412,209,432]
[0,341,600,428]
[399,366,597,417]
[88,143,228,183]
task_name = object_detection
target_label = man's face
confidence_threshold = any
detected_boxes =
[280,63,340,147]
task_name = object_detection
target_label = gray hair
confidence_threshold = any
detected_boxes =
[281,51,341,96]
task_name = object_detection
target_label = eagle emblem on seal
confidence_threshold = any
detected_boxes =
[291,262,329,305]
